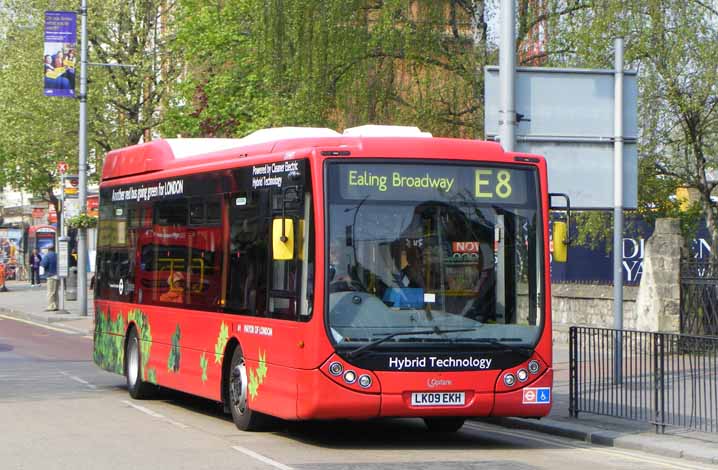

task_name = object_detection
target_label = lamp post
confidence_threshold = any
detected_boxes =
[76,0,89,316]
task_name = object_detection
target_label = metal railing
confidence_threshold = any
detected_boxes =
[680,260,718,336]
[569,326,718,433]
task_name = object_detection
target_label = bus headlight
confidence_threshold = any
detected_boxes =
[528,360,540,374]
[503,373,516,387]
[328,362,343,376]
[343,370,357,384]
[358,374,372,389]
[516,368,529,382]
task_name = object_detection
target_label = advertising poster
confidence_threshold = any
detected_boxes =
[44,11,77,97]
[0,228,23,280]
[0,228,22,263]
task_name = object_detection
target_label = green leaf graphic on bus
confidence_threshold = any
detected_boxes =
[214,322,229,364]
[93,310,126,375]
[127,309,157,383]
[199,352,208,383]
[248,349,267,400]
[248,369,259,399]
[256,350,267,382]
[168,324,181,373]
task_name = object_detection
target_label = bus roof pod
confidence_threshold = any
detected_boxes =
[166,127,342,159]
[102,125,437,181]
[342,125,432,138]
[165,138,248,159]
[239,127,341,146]
[166,125,432,161]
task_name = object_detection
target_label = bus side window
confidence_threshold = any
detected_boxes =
[267,213,302,320]
[226,192,268,316]
[150,199,189,305]
[267,185,311,321]
[95,200,133,302]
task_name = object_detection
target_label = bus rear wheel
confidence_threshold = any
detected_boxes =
[423,417,466,432]
[126,328,155,399]
[228,347,268,431]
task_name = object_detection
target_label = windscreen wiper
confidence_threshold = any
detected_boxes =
[468,337,533,357]
[344,327,478,359]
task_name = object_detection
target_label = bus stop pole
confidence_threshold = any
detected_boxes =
[613,38,624,384]
[59,177,65,312]
[77,0,89,316]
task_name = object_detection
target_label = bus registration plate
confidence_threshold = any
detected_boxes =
[411,392,465,407]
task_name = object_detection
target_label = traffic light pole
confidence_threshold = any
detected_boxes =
[77,0,88,316]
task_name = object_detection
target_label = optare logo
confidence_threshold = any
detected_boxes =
[118,279,124,296]
[427,378,452,388]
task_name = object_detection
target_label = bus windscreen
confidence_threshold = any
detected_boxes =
[326,161,544,352]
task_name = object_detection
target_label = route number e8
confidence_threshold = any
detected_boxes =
[475,169,512,199]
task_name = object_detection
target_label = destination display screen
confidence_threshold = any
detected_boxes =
[335,163,532,205]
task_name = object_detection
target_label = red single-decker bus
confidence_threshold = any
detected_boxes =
[94,125,556,432]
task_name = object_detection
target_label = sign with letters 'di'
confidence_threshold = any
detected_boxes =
[44,11,77,98]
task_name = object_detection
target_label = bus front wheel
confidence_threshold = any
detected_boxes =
[126,328,156,399]
[423,417,466,432]
[228,347,268,431]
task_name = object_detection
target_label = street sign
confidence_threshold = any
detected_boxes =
[485,66,638,209]
[58,237,69,278]
[57,161,68,174]
[63,198,80,218]
[62,174,79,198]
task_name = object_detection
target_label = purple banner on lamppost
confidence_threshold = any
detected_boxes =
[44,11,77,98]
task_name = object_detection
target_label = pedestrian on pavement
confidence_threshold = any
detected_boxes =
[29,249,42,286]
[40,246,58,311]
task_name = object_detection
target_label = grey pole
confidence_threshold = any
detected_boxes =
[497,0,516,325]
[77,0,88,316]
[499,0,516,152]
[59,176,65,312]
[613,38,624,383]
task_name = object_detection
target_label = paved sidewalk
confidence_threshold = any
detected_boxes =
[1,280,716,464]
[490,346,718,465]
[0,280,94,335]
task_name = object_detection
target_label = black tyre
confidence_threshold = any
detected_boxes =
[126,328,156,399]
[228,347,268,431]
[423,417,466,433]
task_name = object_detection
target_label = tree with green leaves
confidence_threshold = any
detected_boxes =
[545,0,718,252]
[87,0,181,152]
[0,0,179,209]
[163,1,601,139]
[0,0,78,215]
[164,1,496,138]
